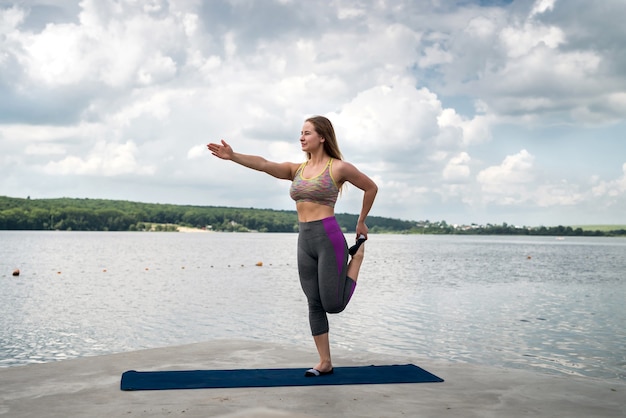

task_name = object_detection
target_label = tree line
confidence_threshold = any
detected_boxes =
[0,196,624,236]
[410,220,626,237]
[0,196,413,233]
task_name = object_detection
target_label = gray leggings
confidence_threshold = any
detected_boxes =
[297,217,356,336]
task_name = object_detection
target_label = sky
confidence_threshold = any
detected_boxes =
[1,0,625,227]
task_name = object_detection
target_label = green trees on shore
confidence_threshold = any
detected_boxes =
[0,196,409,233]
[0,196,624,236]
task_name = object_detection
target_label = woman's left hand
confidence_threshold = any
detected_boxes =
[356,221,369,240]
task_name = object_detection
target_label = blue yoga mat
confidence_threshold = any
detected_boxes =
[120,364,443,391]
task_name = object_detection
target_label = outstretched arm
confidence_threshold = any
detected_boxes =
[207,140,297,180]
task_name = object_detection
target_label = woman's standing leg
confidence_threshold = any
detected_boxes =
[298,224,334,374]
[298,218,367,375]
[311,244,366,374]
[311,333,333,374]
[298,225,330,338]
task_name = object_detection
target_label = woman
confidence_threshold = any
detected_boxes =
[207,115,378,377]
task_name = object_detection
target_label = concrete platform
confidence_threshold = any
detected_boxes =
[0,339,624,417]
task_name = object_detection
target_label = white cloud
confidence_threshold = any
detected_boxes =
[464,16,497,39]
[477,149,535,204]
[592,163,626,198]
[443,152,471,182]
[136,53,177,86]
[20,21,86,85]
[419,43,453,68]
[438,109,491,146]
[0,123,88,142]
[25,143,66,156]
[0,5,25,33]
[499,23,565,59]
[530,0,556,18]
[534,181,584,207]
[187,144,205,160]
[42,140,155,176]
[13,0,188,89]
[333,80,444,160]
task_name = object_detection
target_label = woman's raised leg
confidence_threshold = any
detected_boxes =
[346,239,365,282]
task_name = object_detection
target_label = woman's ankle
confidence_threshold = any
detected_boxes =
[314,360,333,372]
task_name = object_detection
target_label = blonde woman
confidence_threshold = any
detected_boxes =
[208,115,377,377]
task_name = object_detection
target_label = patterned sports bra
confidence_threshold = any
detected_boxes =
[289,158,339,208]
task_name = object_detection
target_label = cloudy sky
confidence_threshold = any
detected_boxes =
[1,0,625,226]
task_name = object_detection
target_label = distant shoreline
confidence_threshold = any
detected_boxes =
[176,226,212,233]
[1,195,625,236]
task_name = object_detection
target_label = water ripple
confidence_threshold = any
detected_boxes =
[1,232,625,382]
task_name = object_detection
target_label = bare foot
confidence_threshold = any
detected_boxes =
[312,360,333,373]
[352,239,365,259]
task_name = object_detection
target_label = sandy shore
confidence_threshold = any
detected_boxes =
[0,339,624,418]
[176,226,211,233]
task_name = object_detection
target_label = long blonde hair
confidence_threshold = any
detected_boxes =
[305,116,343,161]
[305,116,346,193]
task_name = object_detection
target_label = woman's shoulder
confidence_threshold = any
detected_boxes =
[330,158,356,170]
[286,161,306,177]
[330,159,358,180]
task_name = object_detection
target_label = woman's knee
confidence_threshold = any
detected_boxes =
[323,300,347,314]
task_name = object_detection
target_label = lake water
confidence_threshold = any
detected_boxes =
[1,231,625,382]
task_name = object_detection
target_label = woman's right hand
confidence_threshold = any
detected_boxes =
[207,140,234,160]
